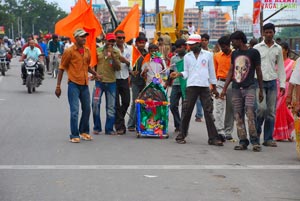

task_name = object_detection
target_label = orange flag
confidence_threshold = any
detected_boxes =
[55,0,102,67]
[142,53,151,66]
[224,12,231,22]
[114,4,140,42]
[131,45,142,68]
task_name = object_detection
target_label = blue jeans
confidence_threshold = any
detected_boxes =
[170,85,183,130]
[92,81,116,134]
[68,82,91,139]
[195,98,203,118]
[256,80,277,142]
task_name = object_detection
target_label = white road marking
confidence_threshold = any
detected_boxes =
[0,165,299,170]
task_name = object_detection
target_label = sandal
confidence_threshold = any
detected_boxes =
[176,139,186,144]
[105,131,118,135]
[262,141,277,147]
[234,144,248,150]
[175,134,186,144]
[252,144,262,152]
[128,128,136,132]
[80,133,93,141]
[288,137,294,142]
[208,139,224,146]
[93,130,101,135]
[116,129,126,135]
[69,138,80,143]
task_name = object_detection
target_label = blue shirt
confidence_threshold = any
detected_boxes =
[38,42,48,56]
[23,47,41,60]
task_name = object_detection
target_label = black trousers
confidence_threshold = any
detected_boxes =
[115,78,130,131]
[179,86,219,140]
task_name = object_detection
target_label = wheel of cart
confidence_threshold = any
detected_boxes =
[135,82,169,139]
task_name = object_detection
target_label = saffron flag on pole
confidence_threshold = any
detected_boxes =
[114,4,140,42]
[253,0,262,38]
[55,0,102,67]
[131,45,142,67]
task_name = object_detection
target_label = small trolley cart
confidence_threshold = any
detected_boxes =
[135,80,169,138]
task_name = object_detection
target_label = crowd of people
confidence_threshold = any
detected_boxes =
[5,22,298,152]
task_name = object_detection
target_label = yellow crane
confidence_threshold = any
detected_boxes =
[155,0,185,43]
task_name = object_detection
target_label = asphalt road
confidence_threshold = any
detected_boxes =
[0,57,299,201]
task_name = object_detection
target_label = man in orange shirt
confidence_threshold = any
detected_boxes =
[214,35,234,141]
[55,28,102,143]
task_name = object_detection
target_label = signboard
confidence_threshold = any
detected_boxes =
[262,0,300,10]
[0,26,5,35]
[128,0,143,7]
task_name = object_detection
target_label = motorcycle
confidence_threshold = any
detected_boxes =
[0,49,7,76]
[24,57,42,94]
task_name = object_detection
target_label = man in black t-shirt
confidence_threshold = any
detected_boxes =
[220,31,264,152]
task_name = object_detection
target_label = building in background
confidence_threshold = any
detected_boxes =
[227,15,253,35]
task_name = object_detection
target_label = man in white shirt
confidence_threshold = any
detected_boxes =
[254,23,286,147]
[114,30,132,134]
[170,34,223,146]
[187,22,195,35]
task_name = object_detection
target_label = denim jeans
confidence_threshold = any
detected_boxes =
[232,85,258,145]
[127,83,145,129]
[68,82,91,139]
[195,98,203,118]
[256,80,277,142]
[92,81,116,134]
[214,81,234,136]
[170,85,183,130]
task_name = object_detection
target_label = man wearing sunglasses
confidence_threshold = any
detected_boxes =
[92,33,121,135]
[114,30,132,135]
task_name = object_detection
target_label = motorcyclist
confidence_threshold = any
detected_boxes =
[19,40,45,85]
[2,36,12,68]
[0,37,10,52]
[48,34,62,75]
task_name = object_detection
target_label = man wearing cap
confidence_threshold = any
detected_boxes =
[170,34,223,146]
[55,28,102,143]
[114,30,132,135]
[127,36,148,132]
[92,33,121,135]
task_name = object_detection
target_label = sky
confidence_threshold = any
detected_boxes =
[47,0,300,19]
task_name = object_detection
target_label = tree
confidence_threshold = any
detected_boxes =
[277,26,300,39]
[0,0,67,38]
